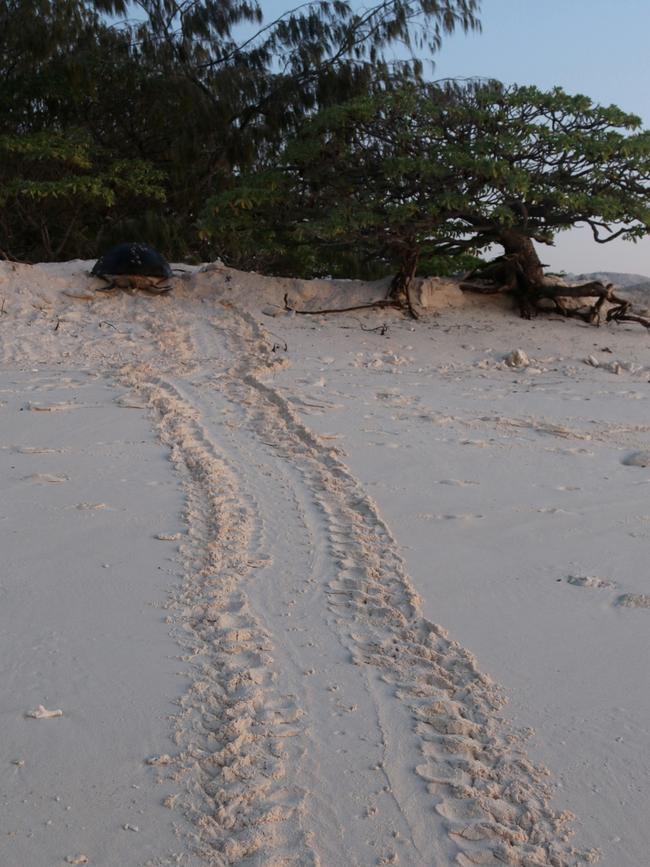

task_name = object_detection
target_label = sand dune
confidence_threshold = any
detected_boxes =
[1,260,649,865]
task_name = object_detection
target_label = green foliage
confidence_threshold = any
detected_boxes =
[0,1,172,258]
[0,0,480,260]
[201,82,650,280]
[0,129,166,259]
[9,0,650,285]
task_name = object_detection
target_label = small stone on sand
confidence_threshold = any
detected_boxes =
[622,450,650,467]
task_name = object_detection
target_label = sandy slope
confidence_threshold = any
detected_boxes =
[1,259,648,865]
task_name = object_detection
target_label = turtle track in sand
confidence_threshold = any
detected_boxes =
[118,368,318,866]
[154,300,596,867]
[1,280,598,865]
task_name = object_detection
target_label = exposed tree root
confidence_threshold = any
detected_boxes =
[283,292,403,316]
[286,253,422,320]
[283,265,650,328]
[461,257,650,329]
[0,249,25,265]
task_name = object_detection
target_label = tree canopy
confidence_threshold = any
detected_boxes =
[6,0,650,327]
[201,81,650,290]
[0,0,480,260]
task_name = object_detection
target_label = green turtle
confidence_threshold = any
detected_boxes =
[91,242,173,293]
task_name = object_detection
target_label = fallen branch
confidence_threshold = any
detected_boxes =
[360,322,389,335]
[283,293,401,316]
[98,320,129,334]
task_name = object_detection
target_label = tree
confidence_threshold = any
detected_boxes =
[199,86,488,278]
[102,0,481,246]
[0,131,166,259]
[0,0,173,259]
[100,0,481,156]
[202,81,650,323]
[0,0,480,260]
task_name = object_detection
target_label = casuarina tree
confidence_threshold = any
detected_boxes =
[94,0,481,153]
[0,0,481,260]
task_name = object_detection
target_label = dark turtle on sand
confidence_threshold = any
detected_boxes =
[91,242,173,293]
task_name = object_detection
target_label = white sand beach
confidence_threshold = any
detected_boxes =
[1,260,649,866]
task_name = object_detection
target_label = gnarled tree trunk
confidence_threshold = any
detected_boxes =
[498,229,545,285]
[460,229,650,328]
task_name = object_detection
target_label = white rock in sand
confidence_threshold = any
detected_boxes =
[26,705,63,719]
[504,348,530,368]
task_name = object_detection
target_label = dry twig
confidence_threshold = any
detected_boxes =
[283,292,400,316]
